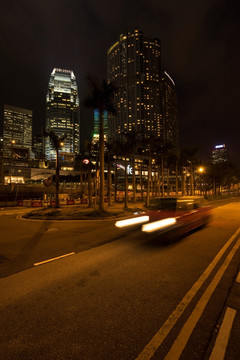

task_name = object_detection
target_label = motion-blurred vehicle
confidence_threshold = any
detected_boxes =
[115,197,212,239]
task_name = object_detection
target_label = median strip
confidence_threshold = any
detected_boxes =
[34,252,75,266]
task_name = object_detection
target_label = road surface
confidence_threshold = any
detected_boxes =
[0,202,240,359]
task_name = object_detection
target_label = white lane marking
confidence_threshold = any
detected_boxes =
[135,226,240,360]
[209,307,236,360]
[47,228,58,232]
[34,252,75,266]
[236,271,240,283]
[164,235,240,360]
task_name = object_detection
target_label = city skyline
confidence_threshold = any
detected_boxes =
[0,0,239,164]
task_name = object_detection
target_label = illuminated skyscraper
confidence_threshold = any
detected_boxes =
[3,105,32,158]
[45,68,80,160]
[107,28,178,146]
[212,144,229,164]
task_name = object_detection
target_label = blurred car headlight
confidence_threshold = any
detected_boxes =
[115,216,150,228]
[142,217,177,233]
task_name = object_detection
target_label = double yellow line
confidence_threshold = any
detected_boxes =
[136,227,240,360]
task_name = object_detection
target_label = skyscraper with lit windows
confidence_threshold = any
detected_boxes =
[45,68,80,160]
[107,28,178,146]
[3,105,32,158]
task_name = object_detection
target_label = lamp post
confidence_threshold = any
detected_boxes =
[197,167,205,195]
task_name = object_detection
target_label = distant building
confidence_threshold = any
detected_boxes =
[32,135,44,159]
[92,109,108,145]
[45,68,80,160]
[107,28,178,147]
[3,105,32,159]
[212,144,229,164]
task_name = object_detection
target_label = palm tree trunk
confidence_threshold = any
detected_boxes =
[88,166,92,207]
[167,168,170,196]
[146,155,151,207]
[132,156,136,203]
[182,168,186,196]
[161,154,164,197]
[124,157,128,208]
[108,155,111,206]
[175,163,179,196]
[157,166,160,196]
[55,149,60,208]
[99,110,105,212]
[114,165,118,202]
[190,164,194,196]
[140,163,143,201]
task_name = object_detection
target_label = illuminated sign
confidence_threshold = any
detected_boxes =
[83,159,89,164]
[215,144,225,149]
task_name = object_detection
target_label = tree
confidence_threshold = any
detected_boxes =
[179,148,198,196]
[105,140,115,206]
[114,140,129,208]
[122,129,140,203]
[139,135,160,207]
[44,130,67,208]
[83,75,116,213]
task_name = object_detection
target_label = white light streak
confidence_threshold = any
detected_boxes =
[115,216,149,228]
[142,218,176,233]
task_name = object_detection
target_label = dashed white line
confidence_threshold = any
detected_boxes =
[209,307,236,360]
[34,252,75,266]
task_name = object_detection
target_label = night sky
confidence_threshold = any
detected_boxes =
[0,0,239,164]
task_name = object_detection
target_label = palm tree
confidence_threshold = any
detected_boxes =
[44,130,67,208]
[140,135,159,207]
[179,148,198,196]
[83,75,116,213]
[114,140,129,208]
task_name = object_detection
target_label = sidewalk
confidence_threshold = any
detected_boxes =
[23,200,146,220]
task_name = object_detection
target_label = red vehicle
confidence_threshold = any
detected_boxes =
[115,197,212,239]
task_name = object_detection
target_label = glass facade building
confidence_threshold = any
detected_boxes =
[3,105,32,159]
[107,28,178,146]
[45,68,80,160]
[212,144,229,164]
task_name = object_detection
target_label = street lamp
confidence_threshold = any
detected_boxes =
[197,167,205,195]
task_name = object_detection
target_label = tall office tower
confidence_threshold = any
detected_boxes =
[212,144,229,164]
[45,68,80,160]
[3,105,32,159]
[161,71,178,147]
[108,28,177,146]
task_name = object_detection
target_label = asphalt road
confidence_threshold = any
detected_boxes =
[0,202,240,359]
